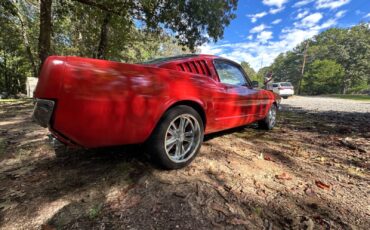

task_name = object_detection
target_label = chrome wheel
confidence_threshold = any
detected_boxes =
[164,114,201,163]
[269,105,277,127]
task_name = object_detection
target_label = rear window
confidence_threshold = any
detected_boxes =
[280,82,292,87]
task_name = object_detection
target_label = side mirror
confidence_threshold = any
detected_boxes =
[252,81,259,88]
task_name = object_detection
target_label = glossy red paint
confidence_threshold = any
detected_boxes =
[34,55,279,148]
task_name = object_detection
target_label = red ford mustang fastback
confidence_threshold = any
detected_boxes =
[33,54,280,169]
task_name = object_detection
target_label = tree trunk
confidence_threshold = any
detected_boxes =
[342,77,348,94]
[298,41,309,95]
[13,2,38,78]
[95,12,111,59]
[38,0,52,70]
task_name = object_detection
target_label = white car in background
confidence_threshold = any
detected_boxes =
[272,82,294,99]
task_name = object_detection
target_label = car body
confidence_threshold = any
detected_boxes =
[33,54,280,168]
[272,82,294,98]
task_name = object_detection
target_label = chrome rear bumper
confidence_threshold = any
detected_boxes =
[47,134,65,148]
[32,99,55,127]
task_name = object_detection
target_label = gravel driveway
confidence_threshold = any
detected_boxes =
[281,96,370,113]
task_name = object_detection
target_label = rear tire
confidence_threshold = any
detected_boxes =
[258,104,277,130]
[282,96,288,99]
[148,105,204,169]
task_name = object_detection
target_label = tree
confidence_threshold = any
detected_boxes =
[257,66,271,85]
[267,23,370,95]
[1,0,38,78]
[38,0,52,67]
[240,61,256,80]
[0,0,238,95]
[39,0,238,64]
[271,51,301,88]
[303,59,344,95]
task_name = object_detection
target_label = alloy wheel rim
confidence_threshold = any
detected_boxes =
[164,114,201,163]
[269,106,276,127]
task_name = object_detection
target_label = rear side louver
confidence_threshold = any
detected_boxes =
[177,60,211,76]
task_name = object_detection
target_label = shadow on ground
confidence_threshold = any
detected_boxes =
[0,100,369,229]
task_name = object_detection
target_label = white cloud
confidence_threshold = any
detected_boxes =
[250,24,269,33]
[262,0,288,8]
[296,10,310,19]
[199,0,347,72]
[364,13,370,18]
[269,7,285,14]
[316,0,351,9]
[248,11,268,23]
[272,19,282,24]
[293,0,314,8]
[199,16,340,71]
[318,18,337,29]
[295,12,323,28]
[335,10,346,18]
[198,44,223,55]
[257,31,273,43]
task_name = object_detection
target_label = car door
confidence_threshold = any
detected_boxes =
[212,59,261,129]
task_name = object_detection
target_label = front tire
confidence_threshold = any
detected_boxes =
[148,105,204,169]
[258,104,277,130]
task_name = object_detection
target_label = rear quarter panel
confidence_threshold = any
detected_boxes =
[52,57,218,148]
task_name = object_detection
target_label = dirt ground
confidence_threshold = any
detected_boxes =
[0,98,369,230]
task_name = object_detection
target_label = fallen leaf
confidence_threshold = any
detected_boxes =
[315,180,330,190]
[275,172,292,180]
[264,156,272,161]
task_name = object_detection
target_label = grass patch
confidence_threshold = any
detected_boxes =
[323,94,370,101]
[88,203,103,219]
[0,98,32,103]
[252,206,263,216]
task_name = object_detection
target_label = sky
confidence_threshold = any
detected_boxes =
[199,0,370,71]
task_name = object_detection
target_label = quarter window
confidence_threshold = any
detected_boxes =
[214,61,248,86]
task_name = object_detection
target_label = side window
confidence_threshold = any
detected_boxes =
[214,60,248,86]
[272,83,278,87]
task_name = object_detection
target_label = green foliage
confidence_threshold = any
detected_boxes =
[0,0,238,95]
[240,61,259,82]
[323,94,370,101]
[269,23,370,95]
[88,203,103,219]
[0,1,35,94]
[256,66,271,85]
[271,51,301,86]
[303,59,344,95]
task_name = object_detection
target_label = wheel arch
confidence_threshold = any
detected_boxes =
[165,100,207,129]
